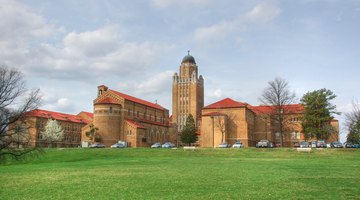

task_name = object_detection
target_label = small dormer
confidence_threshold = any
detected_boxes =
[97,85,108,97]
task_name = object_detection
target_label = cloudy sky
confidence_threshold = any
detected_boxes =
[1,0,360,141]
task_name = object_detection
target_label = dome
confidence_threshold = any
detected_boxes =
[181,53,196,64]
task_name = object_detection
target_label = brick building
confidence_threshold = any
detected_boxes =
[81,85,174,147]
[199,98,339,147]
[19,109,92,147]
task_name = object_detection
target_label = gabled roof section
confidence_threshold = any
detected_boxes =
[110,89,165,111]
[78,111,93,119]
[24,109,89,124]
[125,119,146,129]
[203,98,248,109]
[250,104,304,115]
[94,97,121,105]
[77,111,93,123]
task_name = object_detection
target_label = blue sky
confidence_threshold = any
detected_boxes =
[1,0,359,141]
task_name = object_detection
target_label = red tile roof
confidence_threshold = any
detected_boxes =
[139,119,170,127]
[94,97,120,105]
[250,104,304,115]
[24,109,90,124]
[125,119,146,129]
[110,89,165,111]
[78,111,93,119]
[203,98,248,109]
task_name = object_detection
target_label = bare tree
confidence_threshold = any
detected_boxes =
[213,113,235,143]
[345,100,360,144]
[259,77,296,147]
[0,65,41,162]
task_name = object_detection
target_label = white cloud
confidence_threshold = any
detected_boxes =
[151,0,212,9]
[246,3,281,23]
[0,0,58,65]
[63,24,121,57]
[207,89,224,98]
[137,70,174,94]
[193,20,242,42]
[193,2,281,43]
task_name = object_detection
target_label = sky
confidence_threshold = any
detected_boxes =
[1,0,360,142]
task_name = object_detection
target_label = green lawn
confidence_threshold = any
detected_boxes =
[1,148,359,200]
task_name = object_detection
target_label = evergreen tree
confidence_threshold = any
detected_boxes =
[42,119,64,147]
[301,88,339,140]
[180,114,197,146]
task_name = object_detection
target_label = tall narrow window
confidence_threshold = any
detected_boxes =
[109,107,113,113]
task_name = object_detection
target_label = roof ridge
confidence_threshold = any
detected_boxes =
[109,89,165,110]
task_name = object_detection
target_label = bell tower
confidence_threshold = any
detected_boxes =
[172,52,204,131]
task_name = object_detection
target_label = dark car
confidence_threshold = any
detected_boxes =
[89,143,105,148]
[300,141,309,148]
[293,142,300,148]
[352,144,360,148]
[316,140,327,148]
[331,141,343,148]
[344,143,354,148]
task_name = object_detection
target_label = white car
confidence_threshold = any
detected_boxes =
[151,143,162,148]
[232,142,243,148]
[218,142,230,148]
[110,143,125,148]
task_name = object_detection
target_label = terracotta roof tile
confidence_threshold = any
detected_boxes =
[24,109,90,124]
[250,104,304,115]
[94,97,120,105]
[125,119,146,129]
[203,98,248,109]
[79,111,93,119]
[139,119,170,127]
[110,89,165,110]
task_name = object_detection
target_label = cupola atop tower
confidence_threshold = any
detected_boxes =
[181,51,196,64]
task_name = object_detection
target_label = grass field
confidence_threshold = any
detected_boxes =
[1,148,360,200]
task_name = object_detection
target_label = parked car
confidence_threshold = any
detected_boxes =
[269,142,274,148]
[352,144,360,148]
[232,142,243,148]
[344,143,354,148]
[218,142,230,148]
[310,141,317,148]
[316,140,327,148]
[256,140,271,148]
[162,142,175,148]
[300,141,309,148]
[293,142,300,148]
[110,143,125,148]
[89,143,105,148]
[151,142,162,148]
[331,141,343,148]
